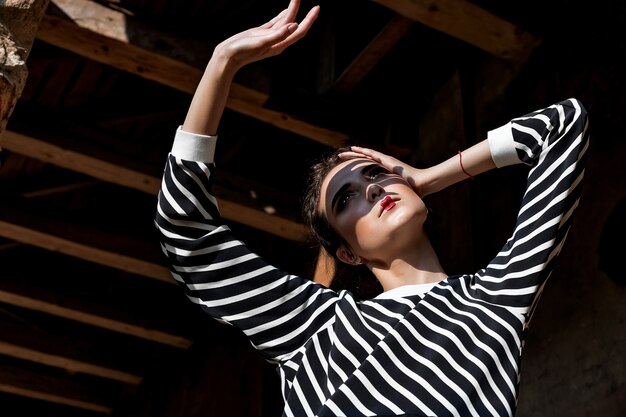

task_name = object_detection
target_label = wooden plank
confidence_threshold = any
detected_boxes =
[332,14,415,95]
[0,362,114,414]
[20,179,100,198]
[35,0,349,147]
[0,341,141,384]
[32,54,81,108]
[1,129,162,194]
[0,385,110,414]
[0,245,197,348]
[0,290,192,349]
[0,219,169,283]
[370,0,541,61]
[61,59,106,107]
[0,200,173,283]
[0,311,144,385]
[1,129,309,242]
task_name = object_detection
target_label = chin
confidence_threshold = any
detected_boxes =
[389,204,427,229]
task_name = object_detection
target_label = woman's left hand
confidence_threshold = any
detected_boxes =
[214,0,320,71]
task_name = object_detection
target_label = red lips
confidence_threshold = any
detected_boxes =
[380,195,396,211]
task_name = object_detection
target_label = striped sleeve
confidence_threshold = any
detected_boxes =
[154,128,339,362]
[470,98,590,313]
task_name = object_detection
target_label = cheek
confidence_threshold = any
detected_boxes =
[333,202,370,241]
[358,197,427,247]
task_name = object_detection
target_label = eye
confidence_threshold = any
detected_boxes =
[368,166,388,180]
[337,190,357,211]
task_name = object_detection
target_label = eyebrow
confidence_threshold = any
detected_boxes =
[330,163,381,213]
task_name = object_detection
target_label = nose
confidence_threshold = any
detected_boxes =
[366,183,384,202]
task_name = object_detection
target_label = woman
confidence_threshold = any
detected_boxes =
[155,1,590,416]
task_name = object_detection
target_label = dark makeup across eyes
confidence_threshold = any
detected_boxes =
[330,163,388,214]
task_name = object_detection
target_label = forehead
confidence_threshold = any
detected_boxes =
[323,157,376,187]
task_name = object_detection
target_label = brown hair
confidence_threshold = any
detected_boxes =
[302,147,382,299]
[302,146,351,259]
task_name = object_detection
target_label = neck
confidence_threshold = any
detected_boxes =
[369,236,447,292]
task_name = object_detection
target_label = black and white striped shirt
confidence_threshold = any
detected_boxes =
[155,98,589,416]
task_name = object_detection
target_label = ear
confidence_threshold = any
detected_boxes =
[336,246,361,266]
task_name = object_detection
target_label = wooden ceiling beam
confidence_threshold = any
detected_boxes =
[0,313,143,384]
[0,216,171,282]
[371,0,541,61]
[0,245,197,348]
[0,199,173,283]
[1,129,161,194]
[0,362,114,414]
[20,179,100,198]
[0,289,192,349]
[0,340,142,384]
[331,14,415,95]
[1,129,308,242]
[0,384,111,414]
[35,0,349,147]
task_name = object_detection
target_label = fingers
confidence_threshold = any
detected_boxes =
[270,5,320,53]
[262,8,288,29]
[299,5,321,35]
[281,0,302,26]
[339,146,383,163]
[338,150,372,160]
[343,146,408,173]
[257,22,299,48]
[348,146,384,159]
[262,0,301,29]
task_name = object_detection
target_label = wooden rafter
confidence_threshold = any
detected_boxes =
[331,14,415,95]
[0,290,192,349]
[35,0,349,147]
[0,199,173,282]
[0,306,159,385]
[0,340,142,384]
[1,129,308,242]
[371,0,541,61]
[0,360,116,413]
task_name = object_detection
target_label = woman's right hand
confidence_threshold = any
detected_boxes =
[339,146,431,197]
[213,0,320,72]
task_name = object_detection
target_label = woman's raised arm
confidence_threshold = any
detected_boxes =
[182,0,319,136]
[340,138,496,197]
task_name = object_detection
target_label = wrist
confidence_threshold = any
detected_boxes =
[421,156,465,196]
[208,45,240,79]
[419,166,444,197]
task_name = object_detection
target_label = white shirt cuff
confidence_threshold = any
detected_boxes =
[487,122,519,168]
[171,126,217,163]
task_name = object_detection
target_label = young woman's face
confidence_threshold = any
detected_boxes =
[319,158,428,263]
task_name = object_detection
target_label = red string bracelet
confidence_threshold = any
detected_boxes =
[458,150,474,180]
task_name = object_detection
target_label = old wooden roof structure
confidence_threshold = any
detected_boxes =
[1,0,625,415]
